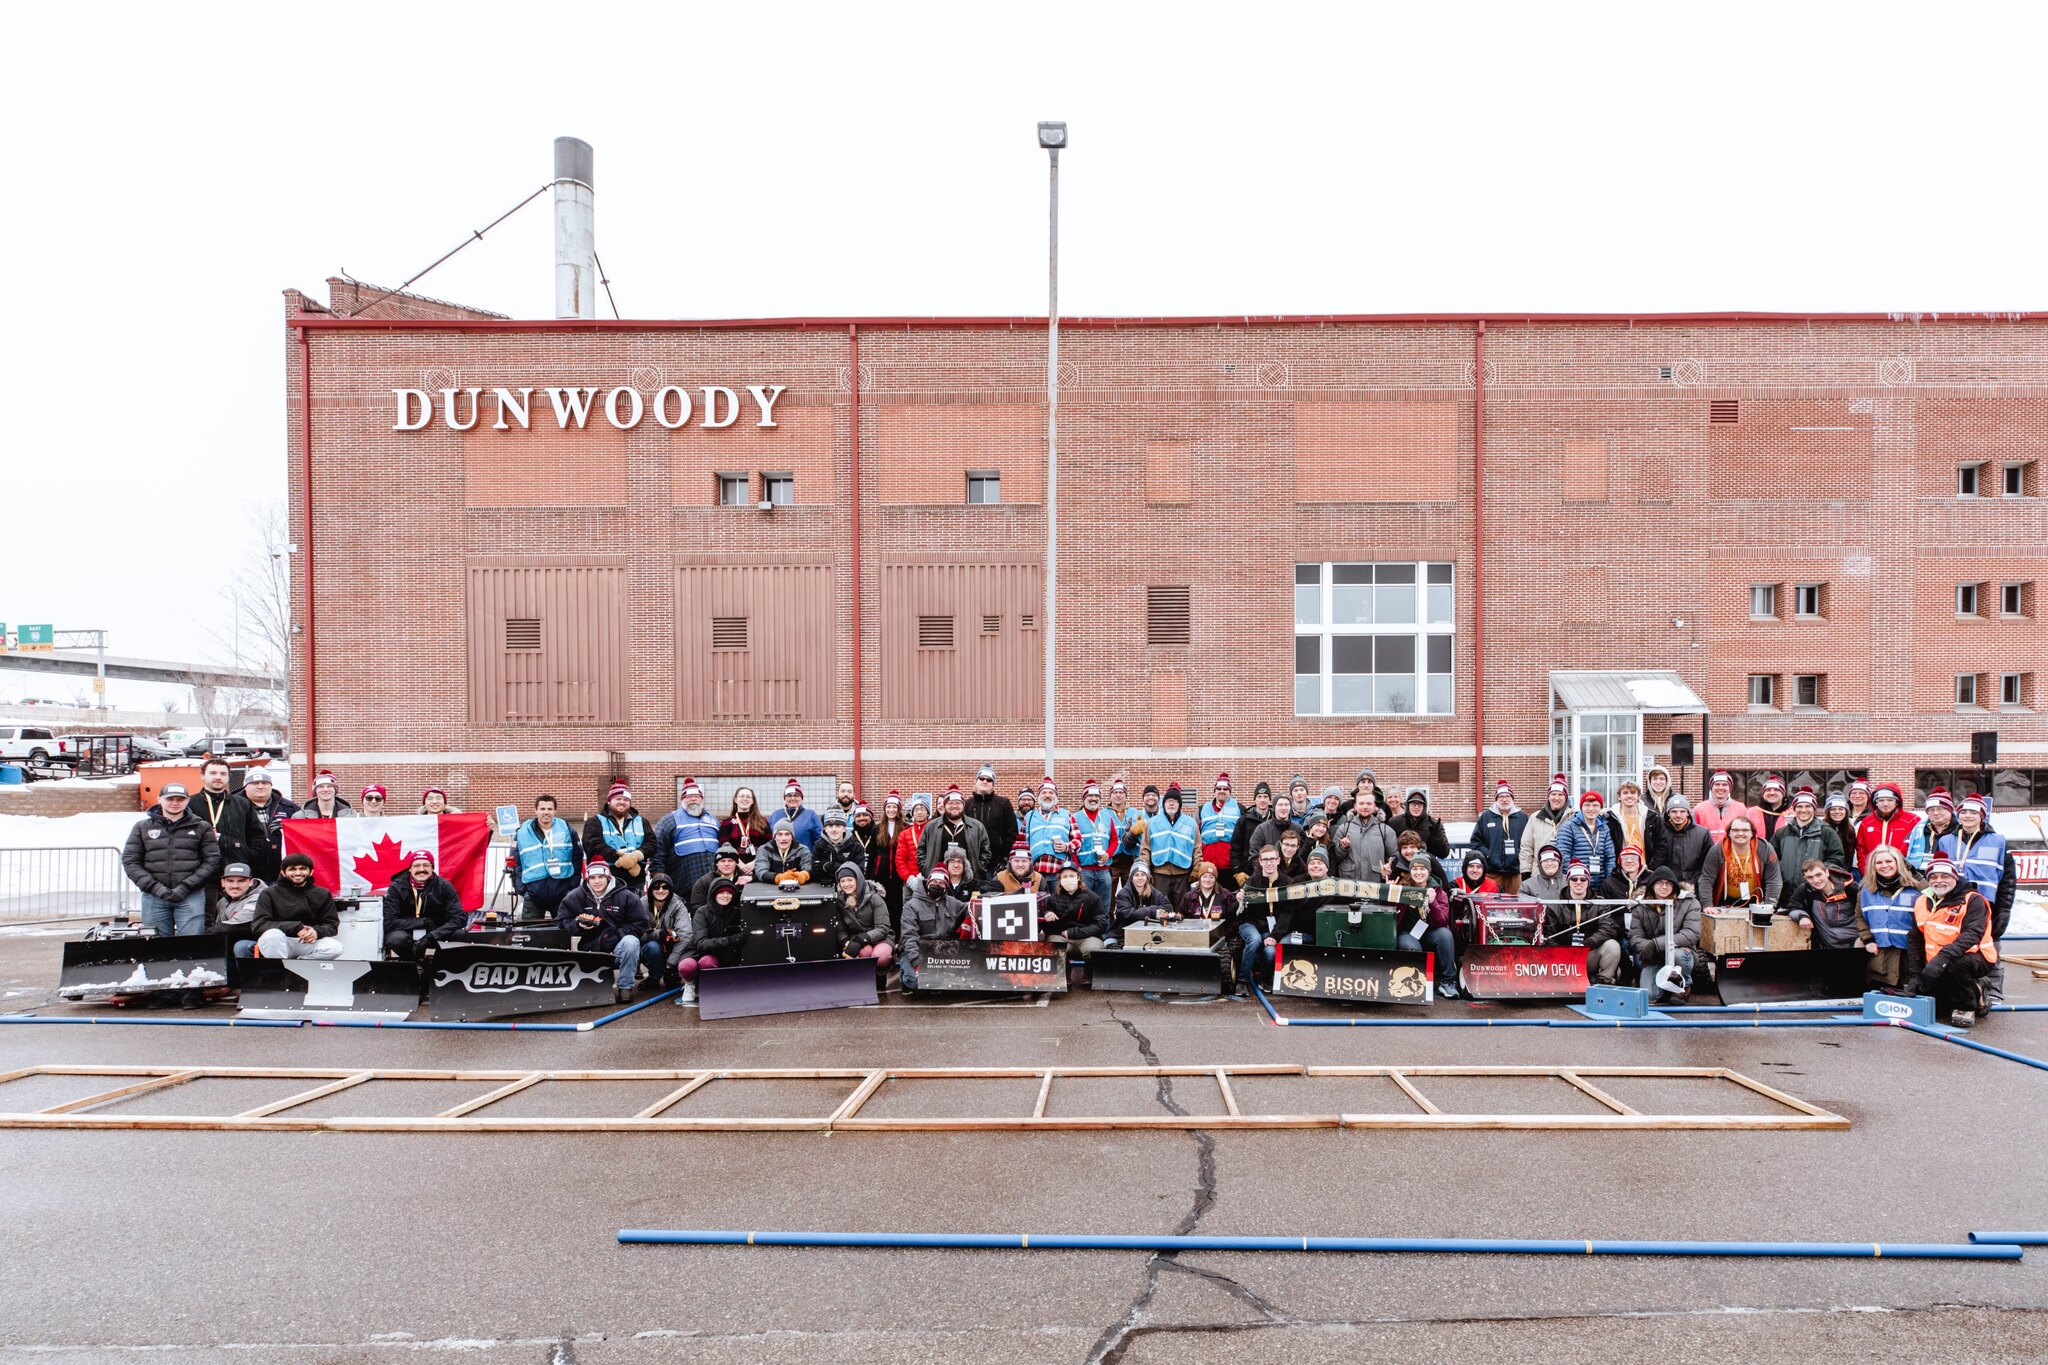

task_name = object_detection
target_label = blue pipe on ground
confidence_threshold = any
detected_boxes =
[1899,1021,2048,1073]
[1971,1231,2048,1245]
[0,1015,301,1028]
[615,1228,2023,1260]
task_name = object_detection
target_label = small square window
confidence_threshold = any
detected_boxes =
[966,471,1001,505]
[715,473,749,506]
[2002,582,2027,617]
[2001,672,2028,708]
[1955,673,1979,707]
[1793,583,1824,618]
[1794,673,1824,709]
[1747,674,1777,709]
[762,473,794,505]
[2004,462,2031,497]
[1958,463,1982,497]
[1957,583,1980,616]
[1749,584,1778,619]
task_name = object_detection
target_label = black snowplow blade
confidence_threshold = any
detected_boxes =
[696,958,879,1021]
[1712,948,1870,1005]
[1088,948,1226,996]
[236,959,422,1020]
[58,933,230,1002]
[425,942,616,1021]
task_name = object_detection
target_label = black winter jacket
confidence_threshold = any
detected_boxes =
[383,872,467,939]
[225,791,300,881]
[252,878,338,941]
[556,881,652,954]
[1042,885,1107,941]
[121,807,221,903]
[963,792,1018,864]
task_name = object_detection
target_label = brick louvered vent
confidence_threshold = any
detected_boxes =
[504,619,542,651]
[1708,399,1741,424]
[918,615,955,649]
[711,617,749,651]
[1146,586,1192,645]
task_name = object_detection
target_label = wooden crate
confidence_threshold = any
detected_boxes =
[1702,910,1811,956]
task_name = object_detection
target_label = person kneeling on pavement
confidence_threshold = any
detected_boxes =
[557,861,653,1003]
[897,865,971,994]
[1907,856,1997,1029]
[250,853,344,960]
[1627,866,1701,1003]
[216,862,266,958]
[671,876,746,1005]
[384,850,466,961]
[1394,854,1460,999]
[1783,859,1876,958]
[833,862,894,969]
[1542,860,1624,984]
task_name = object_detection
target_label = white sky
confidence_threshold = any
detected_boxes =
[5,0,2045,684]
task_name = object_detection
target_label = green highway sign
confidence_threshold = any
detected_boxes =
[15,624,54,652]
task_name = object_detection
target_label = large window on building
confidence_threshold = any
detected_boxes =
[1294,561,1454,716]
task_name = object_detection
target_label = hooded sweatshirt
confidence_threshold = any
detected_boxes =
[831,861,892,949]
[1388,789,1451,859]
[675,878,745,965]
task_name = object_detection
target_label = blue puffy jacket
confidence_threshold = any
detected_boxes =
[1552,813,1616,883]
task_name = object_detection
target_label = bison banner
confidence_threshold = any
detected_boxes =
[284,813,493,910]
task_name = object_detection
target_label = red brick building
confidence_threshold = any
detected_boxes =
[283,281,2048,822]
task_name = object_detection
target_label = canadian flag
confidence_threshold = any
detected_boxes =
[283,813,493,910]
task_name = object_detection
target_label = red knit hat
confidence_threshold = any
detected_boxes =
[1548,773,1568,795]
[1926,855,1958,879]
[361,784,387,801]
[1926,787,1954,812]
[1214,772,1232,790]
[681,777,703,800]
[1495,780,1514,798]
[421,787,446,803]
[1040,775,1058,792]
[1960,793,1989,816]
[1082,778,1101,798]
[784,779,803,799]
[1762,774,1786,794]
[1579,790,1604,808]
[409,849,436,868]
[607,783,631,802]
[945,783,962,800]
[1710,769,1732,788]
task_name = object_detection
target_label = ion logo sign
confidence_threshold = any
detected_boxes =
[1874,999,1913,1020]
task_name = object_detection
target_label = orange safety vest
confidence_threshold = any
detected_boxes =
[1913,890,1998,964]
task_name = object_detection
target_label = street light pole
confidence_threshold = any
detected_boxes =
[1038,121,1066,780]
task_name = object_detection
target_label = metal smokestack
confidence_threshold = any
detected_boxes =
[553,137,596,320]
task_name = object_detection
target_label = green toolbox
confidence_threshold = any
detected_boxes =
[1315,904,1400,950]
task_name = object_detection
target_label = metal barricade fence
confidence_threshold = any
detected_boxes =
[0,847,134,922]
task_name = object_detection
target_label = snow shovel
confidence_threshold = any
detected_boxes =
[1088,946,1226,996]
[58,930,231,1003]
[1712,947,1870,1006]
[696,957,878,1021]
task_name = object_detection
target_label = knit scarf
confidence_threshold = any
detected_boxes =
[1718,839,1761,902]
[1616,806,1644,852]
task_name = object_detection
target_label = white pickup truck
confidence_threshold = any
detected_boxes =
[0,726,69,766]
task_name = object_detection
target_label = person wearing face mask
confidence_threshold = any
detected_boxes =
[1907,856,1997,1028]
[1524,844,1568,903]
[896,865,970,994]
[1938,794,2016,1004]
[1854,783,1920,876]
[1520,775,1573,884]
[1472,780,1527,894]
[1661,795,1714,894]
[1041,861,1108,962]
[1857,844,1921,993]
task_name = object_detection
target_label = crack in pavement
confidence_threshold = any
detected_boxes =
[1087,1005,1282,1365]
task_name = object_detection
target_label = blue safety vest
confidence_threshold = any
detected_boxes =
[667,807,721,859]
[1024,807,1074,862]
[1939,829,2007,905]
[1074,808,1118,868]
[1199,799,1241,847]
[1149,812,1198,870]
[1858,884,1918,950]
[1112,807,1146,858]
[598,813,645,854]
[516,819,578,883]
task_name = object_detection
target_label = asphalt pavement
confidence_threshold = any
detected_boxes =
[1,923,2045,1363]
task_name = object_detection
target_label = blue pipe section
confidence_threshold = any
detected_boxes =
[1971,1231,2048,1245]
[615,1228,2022,1260]
[1989,1004,2048,1012]
[585,986,681,1027]
[310,1017,579,1031]
[1899,1021,2048,1073]
[0,1015,301,1028]
[1256,989,1869,1030]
